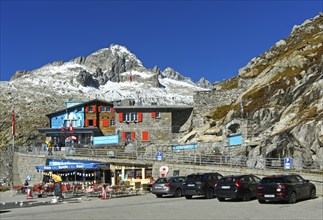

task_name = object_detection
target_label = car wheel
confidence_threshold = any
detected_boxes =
[185,195,192,199]
[218,197,225,202]
[288,192,297,204]
[310,188,316,199]
[243,190,251,201]
[156,194,163,198]
[206,188,214,199]
[258,199,266,204]
[174,188,182,197]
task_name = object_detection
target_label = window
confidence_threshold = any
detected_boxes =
[100,106,111,112]
[88,106,93,112]
[145,169,152,178]
[135,170,142,179]
[131,113,138,122]
[152,112,161,119]
[123,113,138,122]
[124,113,131,122]
[88,119,93,126]
[122,131,135,141]
[110,119,115,126]
[64,120,77,127]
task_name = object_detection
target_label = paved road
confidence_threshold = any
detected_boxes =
[1,192,322,220]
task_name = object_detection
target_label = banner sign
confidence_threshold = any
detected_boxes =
[172,144,197,150]
[36,163,110,171]
[93,135,119,145]
[229,135,242,146]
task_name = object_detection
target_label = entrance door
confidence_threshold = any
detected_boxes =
[104,170,111,184]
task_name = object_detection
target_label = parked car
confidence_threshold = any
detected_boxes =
[152,176,186,198]
[256,174,316,204]
[183,172,223,199]
[215,174,261,201]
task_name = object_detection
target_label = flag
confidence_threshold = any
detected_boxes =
[69,123,74,133]
[130,69,132,82]
[61,123,67,133]
[11,109,15,136]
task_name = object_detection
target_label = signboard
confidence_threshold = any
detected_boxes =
[156,152,163,161]
[284,157,292,170]
[36,163,110,171]
[173,170,180,177]
[172,144,197,150]
[93,135,119,145]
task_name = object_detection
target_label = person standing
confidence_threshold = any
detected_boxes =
[48,141,53,155]
[51,174,63,202]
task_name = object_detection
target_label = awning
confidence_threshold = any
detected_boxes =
[36,160,110,171]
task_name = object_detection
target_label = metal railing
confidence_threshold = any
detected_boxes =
[14,146,323,172]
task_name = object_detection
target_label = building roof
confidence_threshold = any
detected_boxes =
[113,105,193,111]
[46,99,113,117]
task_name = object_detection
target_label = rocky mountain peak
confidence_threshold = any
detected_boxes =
[162,67,194,84]
[196,77,212,89]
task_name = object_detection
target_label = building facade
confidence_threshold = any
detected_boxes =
[114,104,193,147]
[38,99,116,147]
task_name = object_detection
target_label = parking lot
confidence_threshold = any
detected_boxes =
[1,192,322,220]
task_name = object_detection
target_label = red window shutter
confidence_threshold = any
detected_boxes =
[102,119,106,127]
[151,112,156,118]
[122,132,126,141]
[98,106,101,113]
[131,132,135,141]
[85,119,88,127]
[93,106,96,112]
[138,112,142,122]
[142,131,149,141]
[85,107,89,113]
[93,119,97,127]
[103,119,109,127]
[118,113,123,122]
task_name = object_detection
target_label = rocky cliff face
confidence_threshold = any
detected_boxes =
[181,14,323,166]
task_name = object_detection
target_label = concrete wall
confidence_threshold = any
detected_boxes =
[15,153,46,185]
[14,153,322,196]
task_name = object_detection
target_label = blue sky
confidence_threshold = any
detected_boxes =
[0,1,322,83]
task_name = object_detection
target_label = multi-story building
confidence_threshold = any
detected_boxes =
[38,99,116,147]
[114,100,193,147]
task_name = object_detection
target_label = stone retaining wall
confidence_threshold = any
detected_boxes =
[14,153,322,196]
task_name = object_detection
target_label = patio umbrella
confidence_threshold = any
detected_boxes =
[66,136,77,141]
[51,174,62,183]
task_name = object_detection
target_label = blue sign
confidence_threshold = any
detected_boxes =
[93,135,119,145]
[156,152,163,161]
[284,157,292,170]
[229,135,242,146]
[172,144,197,150]
[36,163,110,171]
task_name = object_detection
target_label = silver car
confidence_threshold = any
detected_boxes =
[152,176,186,198]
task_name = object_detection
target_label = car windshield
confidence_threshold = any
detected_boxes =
[155,178,170,183]
[260,177,286,184]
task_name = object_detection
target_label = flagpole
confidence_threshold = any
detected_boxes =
[12,108,15,149]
